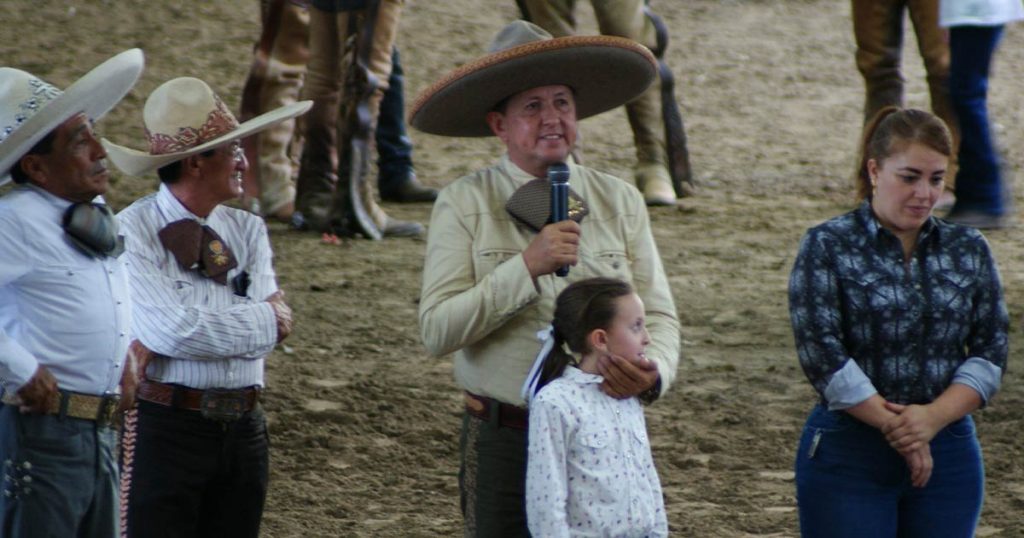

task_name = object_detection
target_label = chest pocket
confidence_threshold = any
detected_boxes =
[29,264,109,333]
[838,272,910,317]
[926,272,974,330]
[631,425,649,448]
[578,428,610,450]
[579,249,633,281]
[574,426,617,495]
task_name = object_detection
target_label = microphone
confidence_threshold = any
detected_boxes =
[548,162,570,277]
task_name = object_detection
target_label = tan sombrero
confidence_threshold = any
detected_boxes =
[103,77,312,176]
[410,20,657,138]
[0,49,144,186]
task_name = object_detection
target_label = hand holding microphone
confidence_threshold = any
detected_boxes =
[521,162,580,280]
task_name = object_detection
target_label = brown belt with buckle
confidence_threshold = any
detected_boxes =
[138,380,260,421]
[2,391,120,425]
[464,391,528,430]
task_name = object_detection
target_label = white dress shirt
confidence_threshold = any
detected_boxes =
[0,185,130,396]
[117,184,278,389]
[940,0,1024,26]
[527,367,668,538]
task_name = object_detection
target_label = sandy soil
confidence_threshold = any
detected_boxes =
[4,1,1024,536]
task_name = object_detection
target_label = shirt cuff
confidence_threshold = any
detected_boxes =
[489,253,538,320]
[0,340,40,396]
[254,302,280,351]
[952,357,1003,406]
[824,360,878,411]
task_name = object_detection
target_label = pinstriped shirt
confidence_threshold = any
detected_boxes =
[117,184,279,389]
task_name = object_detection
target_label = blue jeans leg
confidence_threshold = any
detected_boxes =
[0,404,119,538]
[897,415,984,537]
[795,405,983,538]
[376,46,413,186]
[950,25,1005,215]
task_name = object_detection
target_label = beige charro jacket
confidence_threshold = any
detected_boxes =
[419,155,680,407]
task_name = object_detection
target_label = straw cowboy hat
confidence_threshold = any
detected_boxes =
[0,49,144,186]
[410,20,658,137]
[102,77,312,176]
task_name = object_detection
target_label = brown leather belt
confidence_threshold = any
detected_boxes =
[138,380,260,415]
[2,391,120,426]
[464,391,528,430]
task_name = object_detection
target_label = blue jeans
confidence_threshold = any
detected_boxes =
[950,25,1005,215]
[376,47,413,185]
[795,405,983,538]
[0,404,119,538]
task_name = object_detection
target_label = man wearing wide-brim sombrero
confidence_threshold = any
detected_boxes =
[0,48,142,538]
[101,77,308,538]
[414,21,680,536]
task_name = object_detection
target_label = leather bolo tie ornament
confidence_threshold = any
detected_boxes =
[505,177,589,233]
[62,203,125,259]
[158,219,238,285]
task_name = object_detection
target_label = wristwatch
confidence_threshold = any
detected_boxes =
[639,377,662,406]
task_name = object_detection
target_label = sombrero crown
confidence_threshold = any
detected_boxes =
[103,77,311,176]
[410,20,657,137]
[0,49,144,185]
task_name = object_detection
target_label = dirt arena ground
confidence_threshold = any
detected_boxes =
[5,1,1024,536]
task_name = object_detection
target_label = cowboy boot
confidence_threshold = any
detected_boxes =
[627,85,677,206]
[327,15,422,240]
[333,95,423,239]
[358,160,424,237]
[293,97,339,231]
[644,5,695,199]
[345,1,423,238]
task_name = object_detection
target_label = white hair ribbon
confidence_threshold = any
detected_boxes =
[521,325,555,404]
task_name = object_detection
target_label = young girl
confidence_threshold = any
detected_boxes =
[523,277,668,537]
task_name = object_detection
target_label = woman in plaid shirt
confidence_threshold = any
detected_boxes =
[788,107,1008,538]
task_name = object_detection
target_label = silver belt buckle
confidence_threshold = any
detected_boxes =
[199,389,247,422]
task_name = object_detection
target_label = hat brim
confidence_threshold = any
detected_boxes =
[102,100,313,176]
[0,49,145,186]
[410,35,657,137]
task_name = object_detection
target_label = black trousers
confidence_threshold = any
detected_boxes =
[459,412,530,538]
[121,400,269,538]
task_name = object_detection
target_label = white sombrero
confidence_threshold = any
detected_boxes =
[0,49,144,185]
[102,77,312,176]
[410,20,657,137]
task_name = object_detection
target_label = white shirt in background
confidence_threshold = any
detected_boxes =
[940,0,1024,26]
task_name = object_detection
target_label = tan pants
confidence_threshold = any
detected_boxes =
[241,0,311,217]
[852,0,959,181]
[295,0,403,223]
[521,0,668,172]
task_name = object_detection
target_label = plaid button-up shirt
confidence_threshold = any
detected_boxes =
[789,202,1008,408]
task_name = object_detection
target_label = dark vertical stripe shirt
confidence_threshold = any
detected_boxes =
[789,202,1008,406]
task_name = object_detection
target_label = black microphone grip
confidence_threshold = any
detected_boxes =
[548,162,571,277]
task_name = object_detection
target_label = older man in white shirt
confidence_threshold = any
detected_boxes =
[103,77,308,538]
[0,50,143,538]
